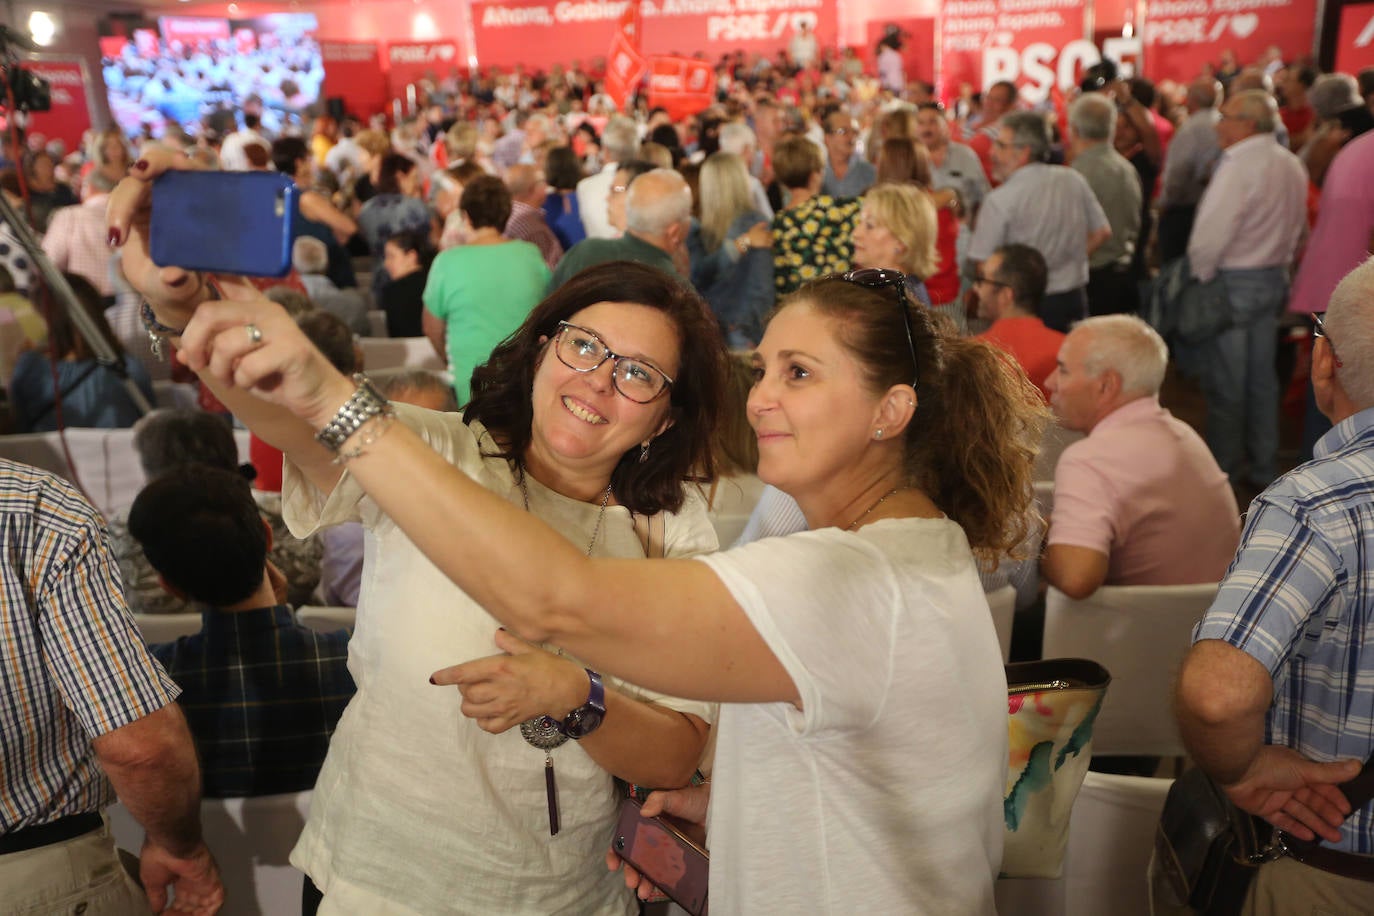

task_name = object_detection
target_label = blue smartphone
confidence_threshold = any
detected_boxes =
[150,171,299,278]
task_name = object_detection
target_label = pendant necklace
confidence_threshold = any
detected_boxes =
[515,467,613,836]
[846,487,907,531]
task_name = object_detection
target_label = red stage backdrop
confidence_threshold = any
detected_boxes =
[1335,3,1374,75]
[471,0,837,70]
[320,42,388,121]
[387,40,464,107]
[19,57,94,152]
[1142,0,1315,82]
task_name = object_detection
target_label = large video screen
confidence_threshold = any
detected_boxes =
[100,13,321,138]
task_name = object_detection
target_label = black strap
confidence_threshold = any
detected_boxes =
[1337,752,1374,812]
[0,812,102,855]
[30,361,101,425]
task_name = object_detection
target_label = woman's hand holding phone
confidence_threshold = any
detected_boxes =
[606,782,710,901]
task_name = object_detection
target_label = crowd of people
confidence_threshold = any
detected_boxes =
[2,32,1374,916]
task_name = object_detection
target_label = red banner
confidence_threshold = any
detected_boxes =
[1336,3,1374,75]
[471,0,836,71]
[321,41,388,121]
[939,0,1106,104]
[604,1,648,111]
[19,57,93,152]
[387,40,463,107]
[1141,0,1314,84]
[158,16,231,49]
[645,55,716,121]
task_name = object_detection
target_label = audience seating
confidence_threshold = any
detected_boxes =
[134,613,202,644]
[296,606,356,633]
[366,310,388,338]
[1042,583,1219,758]
[358,337,444,372]
[152,380,199,411]
[987,585,1016,663]
[108,791,313,916]
[0,428,252,516]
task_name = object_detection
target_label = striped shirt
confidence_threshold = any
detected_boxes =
[151,606,354,798]
[1195,408,1374,853]
[0,459,178,832]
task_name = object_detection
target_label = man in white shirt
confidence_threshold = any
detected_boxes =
[1187,90,1307,489]
[218,111,268,172]
[917,102,990,218]
[576,116,639,240]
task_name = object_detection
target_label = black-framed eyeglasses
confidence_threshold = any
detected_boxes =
[554,321,675,403]
[840,268,920,391]
[974,273,1011,290]
[1313,312,1343,368]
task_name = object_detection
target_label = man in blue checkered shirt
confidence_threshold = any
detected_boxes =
[1176,258,1374,910]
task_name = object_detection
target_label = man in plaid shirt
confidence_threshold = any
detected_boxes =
[1176,259,1374,910]
[130,464,355,799]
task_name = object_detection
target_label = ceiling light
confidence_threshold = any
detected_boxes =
[28,11,57,47]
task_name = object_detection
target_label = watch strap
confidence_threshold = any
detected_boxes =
[315,374,391,452]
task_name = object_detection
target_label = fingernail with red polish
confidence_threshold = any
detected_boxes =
[167,275,188,288]
[107,228,121,247]
[428,675,437,685]
[133,160,149,172]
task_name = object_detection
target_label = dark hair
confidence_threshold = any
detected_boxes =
[129,465,267,607]
[243,112,261,130]
[459,174,512,231]
[270,136,309,175]
[0,263,13,294]
[1293,66,1318,89]
[992,243,1048,312]
[1129,77,1158,108]
[385,228,435,271]
[782,277,1046,561]
[48,273,122,361]
[649,124,683,164]
[545,145,583,191]
[134,408,240,478]
[466,261,727,515]
[296,311,358,374]
[773,134,823,189]
[375,152,417,195]
[875,137,932,188]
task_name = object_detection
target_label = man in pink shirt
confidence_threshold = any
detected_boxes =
[1042,315,1241,599]
[973,243,1063,400]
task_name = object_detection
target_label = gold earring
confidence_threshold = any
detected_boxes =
[874,429,884,440]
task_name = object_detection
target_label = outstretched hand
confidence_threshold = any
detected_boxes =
[605,782,711,900]
[1222,745,1362,843]
[430,628,587,734]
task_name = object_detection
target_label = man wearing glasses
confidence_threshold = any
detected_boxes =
[1186,89,1306,491]
[820,111,876,198]
[968,111,1112,333]
[972,244,1062,399]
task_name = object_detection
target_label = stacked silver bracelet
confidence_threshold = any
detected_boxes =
[315,374,395,461]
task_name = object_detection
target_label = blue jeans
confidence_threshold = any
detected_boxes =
[1199,267,1286,486]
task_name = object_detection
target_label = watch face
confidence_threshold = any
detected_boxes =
[563,706,604,739]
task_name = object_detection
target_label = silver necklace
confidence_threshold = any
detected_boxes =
[846,487,906,531]
[514,466,613,836]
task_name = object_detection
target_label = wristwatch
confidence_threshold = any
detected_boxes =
[555,669,606,739]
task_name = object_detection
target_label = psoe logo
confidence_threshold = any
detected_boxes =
[1356,14,1374,48]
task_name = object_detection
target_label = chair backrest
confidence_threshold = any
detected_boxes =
[295,606,356,633]
[987,584,1016,663]
[1042,583,1219,757]
[134,613,203,644]
[1062,771,1173,916]
[365,309,388,338]
[108,791,313,916]
[357,337,444,371]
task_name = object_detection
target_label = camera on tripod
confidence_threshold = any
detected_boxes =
[0,64,51,112]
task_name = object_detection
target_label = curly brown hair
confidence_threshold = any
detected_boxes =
[465,261,727,516]
[783,277,1048,562]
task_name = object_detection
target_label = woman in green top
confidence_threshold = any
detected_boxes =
[423,175,551,405]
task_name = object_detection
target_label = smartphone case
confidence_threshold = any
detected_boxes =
[613,798,709,916]
[150,171,298,278]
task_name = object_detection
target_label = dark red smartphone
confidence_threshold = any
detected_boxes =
[613,797,709,916]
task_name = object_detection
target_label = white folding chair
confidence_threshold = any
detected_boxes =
[133,613,203,644]
[987,584,1016,663]
[357,337,445,371]
[109,791,313,916]
[366,310,388,338]
[0,429,138,517]
[1062,771,1174,915]
[1042,583,1219,758]
[295,606,356,633]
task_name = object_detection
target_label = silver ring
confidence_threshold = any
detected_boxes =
[245,323,263,345]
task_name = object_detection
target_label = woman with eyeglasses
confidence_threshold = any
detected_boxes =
[111,151,726,916]
[138,172,1045,911]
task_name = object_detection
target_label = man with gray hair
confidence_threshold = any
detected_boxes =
[491,111,551,172]
[1187,88,1307,491]
[1042,314,1239,600]
[1158,76,1223,261]
[1069,93,1142,316]
[578,115,639,239]
[1172,258,1374,911]
[291,236,369,335]
[548,168,691,290]
[968,111,1112,332]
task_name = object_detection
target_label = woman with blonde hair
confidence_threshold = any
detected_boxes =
[851,182,947,323]
[875,139,963,315]
[688,151,774,348]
